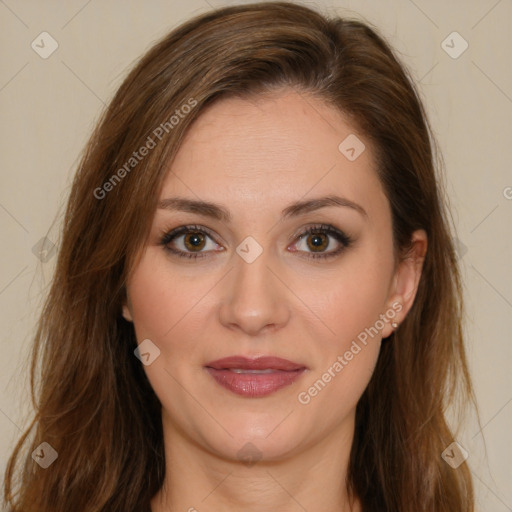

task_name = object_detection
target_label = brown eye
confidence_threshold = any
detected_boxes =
[306,233,329,252]
[161,225,222,259]
[291,224,353,260]
[184,232,206,251]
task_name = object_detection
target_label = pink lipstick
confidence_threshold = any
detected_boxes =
[204,356,307,398]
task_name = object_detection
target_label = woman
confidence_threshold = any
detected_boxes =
[3,2,477,511]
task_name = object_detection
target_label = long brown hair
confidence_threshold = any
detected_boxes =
[4,2,477,510]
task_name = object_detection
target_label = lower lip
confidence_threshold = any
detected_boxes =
[205,368,306,397]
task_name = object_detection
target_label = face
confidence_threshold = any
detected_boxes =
[122,90,425,463]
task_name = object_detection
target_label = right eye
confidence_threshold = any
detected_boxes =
[160,224,224,259]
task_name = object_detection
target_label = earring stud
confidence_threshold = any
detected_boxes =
[391,321,398,329]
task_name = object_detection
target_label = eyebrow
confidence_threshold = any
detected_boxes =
[157,195,368,222]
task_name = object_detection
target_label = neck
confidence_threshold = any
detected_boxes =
[151,412,361,512]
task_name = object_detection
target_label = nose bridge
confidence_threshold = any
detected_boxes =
[219,243,289,334]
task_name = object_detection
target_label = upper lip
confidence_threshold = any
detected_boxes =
[205,356,306,371]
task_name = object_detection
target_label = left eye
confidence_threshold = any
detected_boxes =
[160,223,352,260]
[288,225,352,259]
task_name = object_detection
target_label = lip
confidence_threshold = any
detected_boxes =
[204,356,307,398]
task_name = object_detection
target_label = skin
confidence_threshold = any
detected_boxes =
[122,89,427,512]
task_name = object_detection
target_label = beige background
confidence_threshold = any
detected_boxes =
[1,0,511,510]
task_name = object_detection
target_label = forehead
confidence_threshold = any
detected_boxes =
[159,90,388,222]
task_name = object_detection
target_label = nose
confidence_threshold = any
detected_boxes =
[218,249,290,336]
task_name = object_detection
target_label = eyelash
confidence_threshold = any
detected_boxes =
[159,223,353,260]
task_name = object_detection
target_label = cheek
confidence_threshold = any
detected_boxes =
[294,278,386,420]
[301,243,394,346]
[127,272,173,342]
[296,342,380,433]
[126,249,206,342]
[125,254,204,406]
[292,240,393,405]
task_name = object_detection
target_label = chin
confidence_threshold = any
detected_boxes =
[202,412,310,463]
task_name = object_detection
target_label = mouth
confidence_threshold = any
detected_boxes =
[204,356,307,398]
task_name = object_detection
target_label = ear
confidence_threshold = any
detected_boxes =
[381,229,427,338]
[121,291,134,322]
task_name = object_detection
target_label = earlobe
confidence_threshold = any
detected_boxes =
[122,304,133,322]
[121,292,134,322]
[382,229,427,338]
